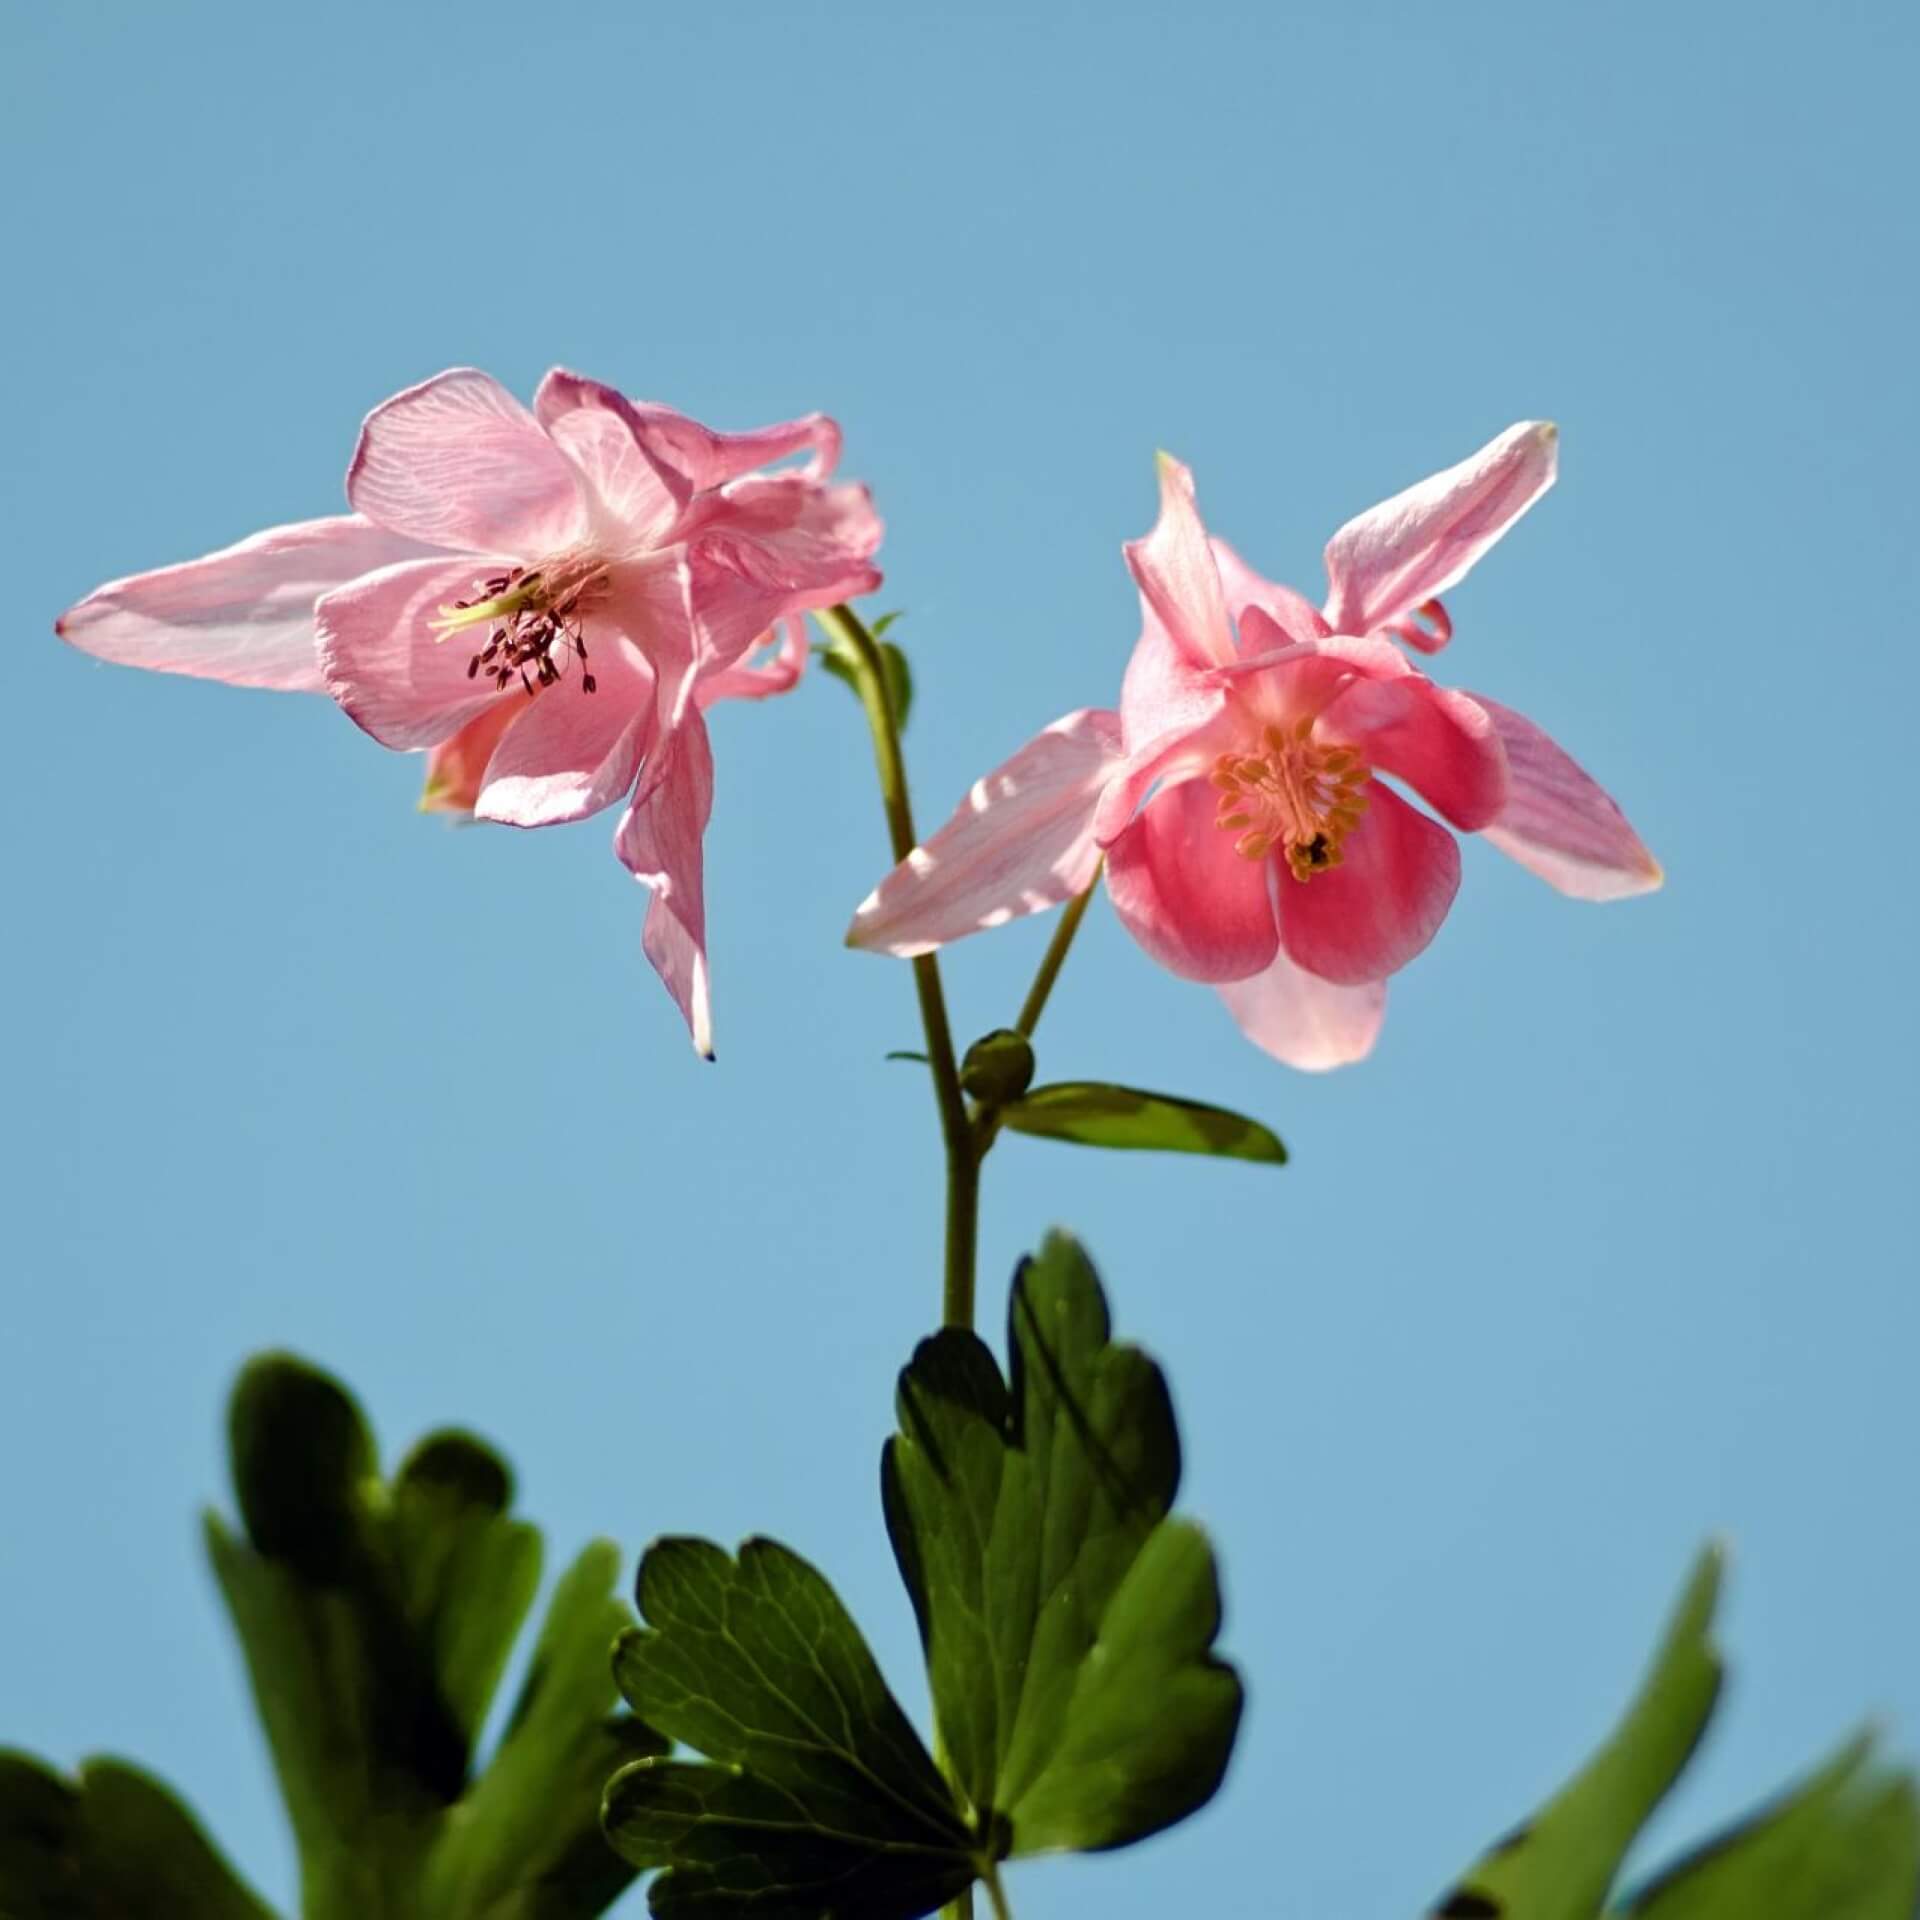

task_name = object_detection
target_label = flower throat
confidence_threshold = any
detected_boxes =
[1211,720,1370,881]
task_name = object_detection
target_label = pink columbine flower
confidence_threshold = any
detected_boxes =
[848,425,1659,1070]
[57,368,884,1056]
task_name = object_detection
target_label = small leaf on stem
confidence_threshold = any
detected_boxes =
[997,1082,1285,1164]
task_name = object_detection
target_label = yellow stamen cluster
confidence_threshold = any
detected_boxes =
[1211,719,1370,882]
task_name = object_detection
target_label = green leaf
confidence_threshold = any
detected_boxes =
[1431,1546,1726,1920]
[605,1537,976,1919]
[208,1352,650,1919]
[868,610,904,640]
[0,1752,276,1919]
[882,1232,1243,1857]
[423,1542,668,1920]
[959,1029,1035,1104]
[1618,1731,1920,1920]
[996,1082,1286,1165]
[817,634,913,730]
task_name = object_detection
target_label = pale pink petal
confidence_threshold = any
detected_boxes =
[537,371,844,496]
[1209,629,1410,736]
[630,405,841,494]
[1089,705,1231,846]
[1471,695,1663,900]
[1210,537,1330,645]
[470,626,656,829]
[1118,602,1228,754]
[1122,453,1237,670]
[615,713,716,1057]
[696,615,808,708]
[680,534,875,707]
[420,701,519,816]
[847,710,1126,957]
[1218,949,1388,1071]
[1105,775,1279,983]
[347,368,589,556]
[685,475,883,607]
[1276,779,1460,984]
[55,516,432,693]
[317,556,510,749]
[1319,676,1509,831]
[1321,421,1559,636]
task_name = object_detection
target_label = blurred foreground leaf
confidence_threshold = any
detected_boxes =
[1621,1732,1919,1920]
[0,1754,273,1919]
[997,1082,1285,1164]
[1431,1545,1920,1920]
[208,1353,662,1919]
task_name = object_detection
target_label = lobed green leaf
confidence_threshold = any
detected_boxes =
[882,1232,1243,1858]
[605,1537,975,1918]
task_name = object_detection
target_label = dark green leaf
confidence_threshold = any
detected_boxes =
[1431,1546,1725,1920]
[997,1082,1285,1165]
[885,1050,931,1065]
[868,610,904,640]
[882,1233,1243,1858]
[605,1537,976,1919]
[423,1542,667,1920]
[960,1029,1035,1104]
[0,1752,275,1920]
[208,1352,645,1919]
[1618,1731,1920,1920]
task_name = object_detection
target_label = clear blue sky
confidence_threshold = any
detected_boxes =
[3,3,1915,1915]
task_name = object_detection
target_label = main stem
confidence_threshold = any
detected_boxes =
[824,603,1070,1920]
[815,604,977,1328]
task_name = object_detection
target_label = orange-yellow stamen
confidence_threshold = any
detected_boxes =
[1210,719,1370,882]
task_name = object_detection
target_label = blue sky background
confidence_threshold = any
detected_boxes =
[3,3,1915,1915]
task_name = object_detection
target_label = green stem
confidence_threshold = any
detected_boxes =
[1014,867,1100,1039]
[815,604,976,1328]
[981,1863,1016,1920]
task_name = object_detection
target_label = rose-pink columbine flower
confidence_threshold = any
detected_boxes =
[848,425,1659,1070]
[57,367,884,1056]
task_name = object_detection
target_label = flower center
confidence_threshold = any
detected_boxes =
[1210,720,1371,882]
[431,562,606,698]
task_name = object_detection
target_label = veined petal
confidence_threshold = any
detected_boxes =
[317,556,510,749]
[1277,779,1460,983]
[847,710,1126,957]
[347,368,590,556]
[1089,706,1229,846]
[1210,537,1330,645]
[1105,776,1279,982]
[1471,695,1663,899]
[682,538,873,708]
[686,475,884,606]
[420,701,519,815]
[1322,421,1558,636]
[696,614,808,708]
[1218,949,1387,1071]
[1119,602,1228,753]
[615,712,716,1058]
[56,516,432,693]
[628,405,842,495]
[1319,675,1508,831]
[471,630,654,829]
[1123,452,1237,670]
